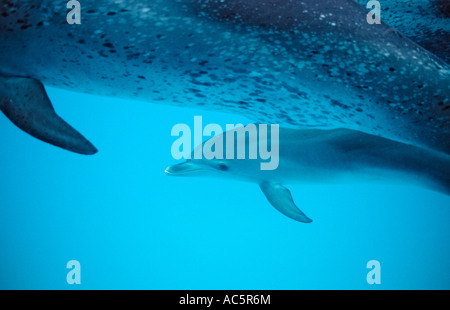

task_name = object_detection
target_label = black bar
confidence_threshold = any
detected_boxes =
[0,290,444,307]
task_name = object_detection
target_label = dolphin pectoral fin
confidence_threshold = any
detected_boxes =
[260,182,312,223]
[0,75,97,155]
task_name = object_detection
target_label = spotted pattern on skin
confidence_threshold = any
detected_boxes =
[0,0,449,153]
[356,0,449,64]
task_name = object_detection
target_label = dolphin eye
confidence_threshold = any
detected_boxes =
[216,163,228,171]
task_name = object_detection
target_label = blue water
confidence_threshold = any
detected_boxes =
[1,87,449,289]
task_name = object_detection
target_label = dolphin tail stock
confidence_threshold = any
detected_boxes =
[0,74,97,155]
[259,181,312,223]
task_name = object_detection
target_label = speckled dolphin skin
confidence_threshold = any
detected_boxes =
[356,0,449,64]
[0,0,449,154]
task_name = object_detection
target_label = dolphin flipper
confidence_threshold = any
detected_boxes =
[260,182,312,223]
[0,75,97,155]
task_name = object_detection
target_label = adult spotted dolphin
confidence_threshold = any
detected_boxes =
[0,0,449,154]
[165,126,450,222]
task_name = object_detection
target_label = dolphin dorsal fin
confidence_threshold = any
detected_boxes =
[260,182,312,223]
[0,75,97,155]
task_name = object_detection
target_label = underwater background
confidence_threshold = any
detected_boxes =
[0,87,449,290]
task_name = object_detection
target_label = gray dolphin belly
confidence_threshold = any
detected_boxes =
[0,0,449,154]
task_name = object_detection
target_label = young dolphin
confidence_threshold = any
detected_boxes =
[165,126,450,223]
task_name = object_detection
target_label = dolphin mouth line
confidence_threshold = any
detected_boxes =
[164,164,205,176]
[164,169,204,175]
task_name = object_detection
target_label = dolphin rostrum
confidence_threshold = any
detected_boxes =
[165,126,450,223]
[0,1,449,154]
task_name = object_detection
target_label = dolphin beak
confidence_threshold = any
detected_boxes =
[164,162,204,176]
